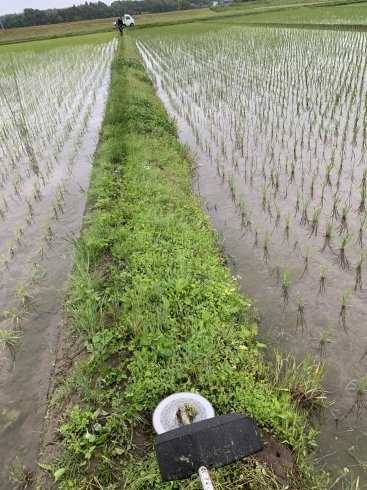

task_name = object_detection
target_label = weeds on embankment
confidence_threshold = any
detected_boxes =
[34,37,334,490]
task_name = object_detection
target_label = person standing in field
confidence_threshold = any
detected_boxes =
[116,16,124,36]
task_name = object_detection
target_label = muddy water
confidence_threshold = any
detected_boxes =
[0,41,116,487]
[137,34,367,484]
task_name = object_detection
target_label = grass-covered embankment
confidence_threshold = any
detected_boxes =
[35,35,330,489]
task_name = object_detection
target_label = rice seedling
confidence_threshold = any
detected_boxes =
[13,282,36,310]
[267,254,282,285]
[338,287,352,331]
[3,307,26,331]
[334,232,354,269]
[261,230,271,264]
[0,252,10,270]
[317,264,329,297]
[320,222,334,253]
[283,211,291,243]
[324,163,333,188]
[9,456,32,488]
[243,209,253,236]
[42,219,55,246]
[300,198,311,226]
[295,291,307,333]
[308,207,321,238]
[280,266,291,308]
[330,194,342,221]
[300,244,311,280]
[356,188,367,216]
[237,194,246,225]
[288,161,296,184]
[343,375,367,420]
[336,202,352,235]
[0,328,22,361]
[309,173,318,199]
[316,327,333,359]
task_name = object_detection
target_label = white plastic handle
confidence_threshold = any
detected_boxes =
[198,466,215,490]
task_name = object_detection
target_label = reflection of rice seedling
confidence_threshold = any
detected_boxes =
[300,244,311,279]
[334,232,354,269]
[356,214,367,247]
[252,223,258,250]
[296,291,307,333]
[266,197,273,219]
[273,203,281,230]
[339,287,352,331]
[360,335,367,362]
[308,207,321,237]
[283,212,291,243]
[336,202,351,235]
[261,185,267,213]
[300,198,311,226]
[354,252,367,290]
[261,230,271,264]
[294,189,301,216]
[274,171,280,197]
[0,328,21,361]
[280,266,291,307]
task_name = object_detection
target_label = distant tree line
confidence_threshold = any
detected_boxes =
[0,0,210,29]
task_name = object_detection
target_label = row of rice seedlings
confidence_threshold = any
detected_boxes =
[0,50,114,273]
[0,41,115,224]
[0,39,117,370]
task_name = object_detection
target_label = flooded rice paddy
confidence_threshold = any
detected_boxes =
[0,37,117,486]
[136,25,367,482]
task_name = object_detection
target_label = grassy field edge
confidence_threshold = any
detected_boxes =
[33,35,333,490]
